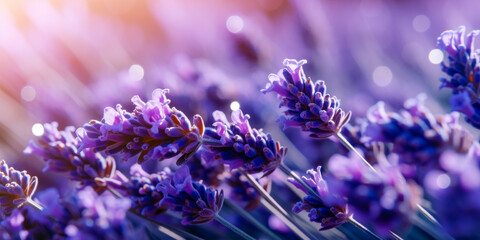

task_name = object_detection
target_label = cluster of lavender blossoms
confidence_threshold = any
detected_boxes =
[24,122,124,192]
[326,152,420,237]
[262,59,351,138]
[362,95,472,180]
[424,144,480,239]
[438,26,480,128]
[287,166,351,231]
[0,160,38,217]
[203,109,286,176]
[77,89,205,165]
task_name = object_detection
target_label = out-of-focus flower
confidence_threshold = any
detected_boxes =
[225,171,268,211]
[0,209,28,240]
[203,109,286,176]
[424,144,480,239]
[262,59,351,138]
[437,26,480,128]
[362,95,472,180]
[157,165,224,225]
[288,166,350,231]
[24,122,124,192]
[327,152,420,237]
[187,149,225,187]
[77,88,205,165]
[0,160,38,216]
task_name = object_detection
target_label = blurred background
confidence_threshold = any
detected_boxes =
[1,0,479,190]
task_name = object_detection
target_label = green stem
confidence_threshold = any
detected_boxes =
[335,132,376,172]
[348,217,383,240]
[224,199,282,240]
[26,197,44,211]
[239,169,316,240]
[215,214,256,240]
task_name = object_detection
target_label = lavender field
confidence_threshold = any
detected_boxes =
[1,0,480,239]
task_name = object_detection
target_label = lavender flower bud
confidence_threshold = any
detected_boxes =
[262,59,351,138]
[437,26,480,129]
[424,144,480,239]
[288,166,350,230]
[362,95,472,180]
[0,160,38,216]
[157,165,224,225]
[327,152,420,237]
[24,122,124,192]
[203,109,286,176]
[125,164,169,217]
[77,89,204,165]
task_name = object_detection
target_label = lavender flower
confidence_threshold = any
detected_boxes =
[157,165,224,225]
[124,164,169,217]
[424,144,480,239]
[288,166,350,230]
[327,152,420,237]
[187,149,225,187]
[77,88,205,165]
[0,160,38,216]
[362,95,472,179]
[262,59,351,138]
[0,209,28,240]
[203,109,286,176]
[24,122,124,192]
[437,26,480,128]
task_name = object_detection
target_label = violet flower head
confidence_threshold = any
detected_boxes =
[0,209,27,239]
[124,164,169,217]
[288,166,350,230]
[327,152,420,237]
[77,88,205,165]
[362,95,473,179]
[203,109,286,176]
[0,160,38,216]
[424,144,480,239]
[437,26,480,128]
[24,122,123,192]
[262,59,351,138]
[157,165,224,225]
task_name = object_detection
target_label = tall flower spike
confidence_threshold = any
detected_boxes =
[203,109,286,176]
[77,88,205,165]
[362,95,473,180]
[0,160,38,216]
[287,166,351,230]
[437,26,480,128]
[157,165,224,225]
[262,59,351,138]
[327,152,420,237]
[24,122,124,192]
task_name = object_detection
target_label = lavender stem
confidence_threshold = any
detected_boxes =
[239,169,316,240]
[215,214,256,240]
[224,199,282,240]
[26,197,44,211]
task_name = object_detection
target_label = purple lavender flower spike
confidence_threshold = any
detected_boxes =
[262,59,351,138]
[124,163,169,217]
[362,95,473,180]
[77,88,205,165]
[327,152,420,237]
[288,166,350,230]
[24,122,125,193]
[203,109,286,176]
[424,144,480,239]
[158,165,224,225]
[437,26,480,129]
[0,160,38,216]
